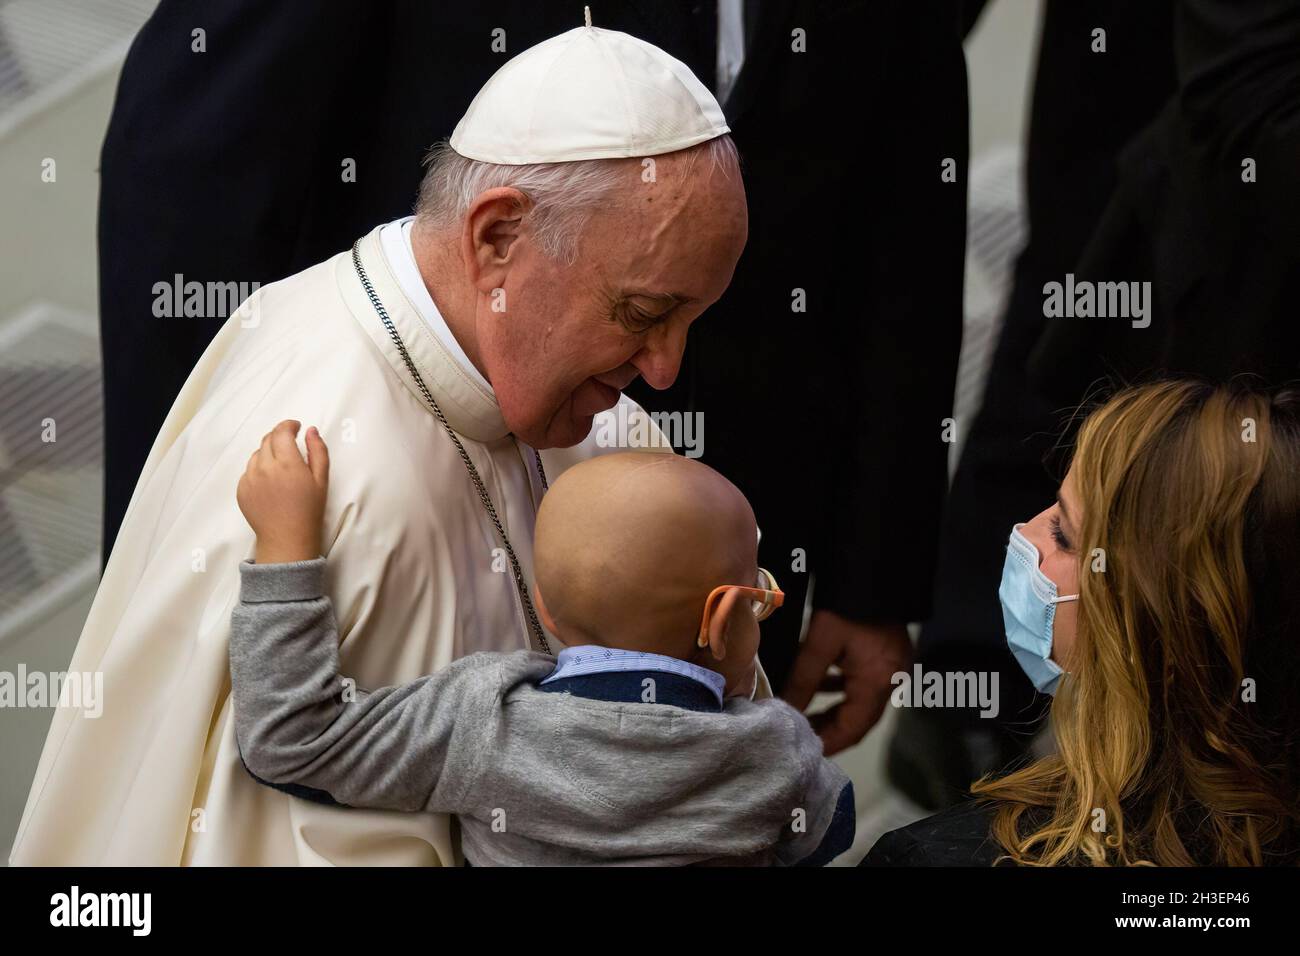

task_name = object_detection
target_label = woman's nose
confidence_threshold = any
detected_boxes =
[1020,510,1055,564]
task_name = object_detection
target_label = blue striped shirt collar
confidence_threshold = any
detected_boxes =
[540,645,726,707]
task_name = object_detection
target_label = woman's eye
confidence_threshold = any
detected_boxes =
[1050,515,1072,552]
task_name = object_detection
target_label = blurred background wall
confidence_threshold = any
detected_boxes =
[0,0,156,863]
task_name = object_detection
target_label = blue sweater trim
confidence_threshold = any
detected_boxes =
[796,782,857,866]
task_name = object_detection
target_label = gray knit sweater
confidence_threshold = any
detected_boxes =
[229,558,855,866]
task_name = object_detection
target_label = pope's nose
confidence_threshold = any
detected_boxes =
[632,336,687,391]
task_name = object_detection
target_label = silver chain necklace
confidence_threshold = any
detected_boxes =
[351,241,553,655]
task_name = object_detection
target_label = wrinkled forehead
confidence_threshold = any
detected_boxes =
[587,170,747,295]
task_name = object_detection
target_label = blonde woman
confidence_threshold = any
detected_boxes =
[866,380,1300,866]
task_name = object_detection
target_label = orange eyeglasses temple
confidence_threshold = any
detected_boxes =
[697,568,784,647]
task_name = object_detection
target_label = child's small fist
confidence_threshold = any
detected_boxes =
[236,420,331,564]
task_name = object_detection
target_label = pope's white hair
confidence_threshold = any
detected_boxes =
[414,135,739,265]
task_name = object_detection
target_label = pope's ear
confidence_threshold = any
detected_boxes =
[703,587,746,662]
[462,187,528,289]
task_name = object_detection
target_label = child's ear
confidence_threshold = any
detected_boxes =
[703,588,746,662]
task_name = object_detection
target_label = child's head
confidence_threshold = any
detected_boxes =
[533,452,769,697]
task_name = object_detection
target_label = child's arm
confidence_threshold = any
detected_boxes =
[230,420,540,813]
[229,556,518,813]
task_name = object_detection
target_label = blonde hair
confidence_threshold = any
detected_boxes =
[972,380,1300,866]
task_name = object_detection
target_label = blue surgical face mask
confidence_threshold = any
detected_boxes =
[999,523,1078,696]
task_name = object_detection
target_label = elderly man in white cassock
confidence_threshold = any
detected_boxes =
[11,21,749,865]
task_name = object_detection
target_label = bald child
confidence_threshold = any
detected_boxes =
[229,420,854,866]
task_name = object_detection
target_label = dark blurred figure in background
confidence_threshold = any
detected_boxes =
[1030,0,1300,400]
[888,0,1177,809]
[630,0,969,752]
[100,0,973,755]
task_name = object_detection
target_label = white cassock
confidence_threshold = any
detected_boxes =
[10,219,694,865]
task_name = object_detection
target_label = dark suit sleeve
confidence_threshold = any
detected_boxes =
[812,2,969,624]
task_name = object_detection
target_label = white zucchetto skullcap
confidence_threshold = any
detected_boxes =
[449,13,730,165]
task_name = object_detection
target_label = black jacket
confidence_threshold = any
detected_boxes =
[863,801,1009,867]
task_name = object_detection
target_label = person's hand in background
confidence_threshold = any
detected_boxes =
[783,611,913,755]
[236,419,330,564]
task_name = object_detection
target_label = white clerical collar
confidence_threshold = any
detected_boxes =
[379,216,493,394]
